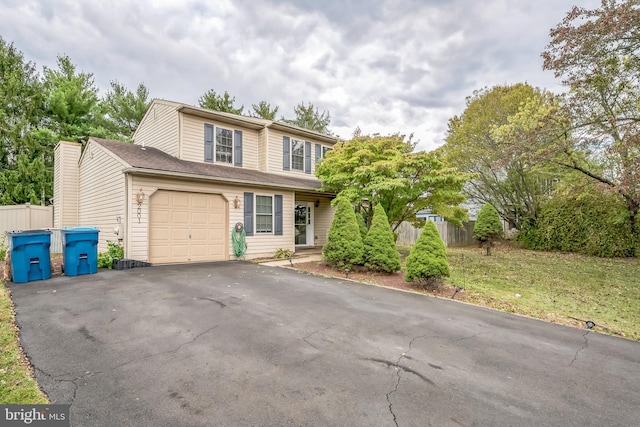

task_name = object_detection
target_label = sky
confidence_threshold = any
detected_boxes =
[1,0,601,152]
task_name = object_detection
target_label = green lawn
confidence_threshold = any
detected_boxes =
[440,244,640,341]
[0,281,48,404]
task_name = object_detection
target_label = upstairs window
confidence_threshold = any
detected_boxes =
[216,127,233,164]
[291,139,305,171]
[283,136,311,173]
[204,124,243,166]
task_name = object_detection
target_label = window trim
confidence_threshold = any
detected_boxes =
[255,194,274,234]
[215,126,234,164]
[290,138,305,172]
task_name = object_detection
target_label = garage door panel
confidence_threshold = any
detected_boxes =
[191,195,209,208]
[151,210,171,224]
[172,193,190,207]
[149,227,171,241]
[171,245,189,258]
[191,212,208,225]
[152,192,171,207]
[149,191,227,264]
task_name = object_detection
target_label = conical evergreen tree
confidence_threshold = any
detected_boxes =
[363,204,400,272]
[405,221,449,284]
[322,197,364,268]
[356,211,368,243]
[474,203,504,255]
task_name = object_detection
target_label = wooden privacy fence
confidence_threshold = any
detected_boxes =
[396,221,477,247]
[0,204,63,253]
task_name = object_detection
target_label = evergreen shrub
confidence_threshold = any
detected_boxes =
[363,204,400,273]
[322,198,364,269]
[405,221,449,285]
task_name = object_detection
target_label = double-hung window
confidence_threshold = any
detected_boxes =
[291,139,305,171]
[204,124,243,166]
[216,127,233,164]
[255,195,273,233]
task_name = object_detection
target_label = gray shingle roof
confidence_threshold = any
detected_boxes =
[92,138,323,191]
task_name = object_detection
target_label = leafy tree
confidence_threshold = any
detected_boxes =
[322,197,364,269]
[356,210,368,243]
[442,84,563,230]
[250,100,279,120]
[405,221,449,286]
[539,0,640,254]
[198,89,243,114]
[96,81,151,141]
[0,37,46,205]
[474,203,504,256]
[363,204,400,273]
[284,101,332,134]
[316,133,468,232]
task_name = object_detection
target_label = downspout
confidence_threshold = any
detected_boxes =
[124,172,130,258]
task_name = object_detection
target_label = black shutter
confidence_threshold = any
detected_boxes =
[305,141,311,174]
[315,144,321,164]
[244,192,254,236]
[204,124,214,163]
[283,136,290,170]
[274,195,283,236]
[234,130,243,167]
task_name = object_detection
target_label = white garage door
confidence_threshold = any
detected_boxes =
[149,191,227,264]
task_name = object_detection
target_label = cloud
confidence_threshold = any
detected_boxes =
[0,0,602,151]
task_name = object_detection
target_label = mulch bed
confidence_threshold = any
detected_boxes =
[289,260,471,302]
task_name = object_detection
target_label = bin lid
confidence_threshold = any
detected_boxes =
[7,229,53,235]
[61,227,100,233]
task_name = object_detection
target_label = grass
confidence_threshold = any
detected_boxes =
[438,244,640,341]
[0,280,48,404]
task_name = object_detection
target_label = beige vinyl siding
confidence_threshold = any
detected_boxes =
[129,176,295,261]
[78,142,127,252]
[133,100,180,156]
[267,129,331,178]
[295,195,335,246]
[181,114,259,170]
[258,127,267,171]
[53,141,81,228]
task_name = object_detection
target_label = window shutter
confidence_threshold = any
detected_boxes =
[244,192,254,236]
[204,124,214,163]
[234,130,243,167]
[315,144,321,164]
[283,136,290,170]
[274,195,283,236]
[304,141,311,174]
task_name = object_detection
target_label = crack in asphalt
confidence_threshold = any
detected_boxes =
[36,366,78,407]
[302,324,335,349]
[36,325,220,406]
[385,334,430,427]
[569,330,590,367]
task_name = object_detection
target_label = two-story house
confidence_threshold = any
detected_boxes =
[53,99,338,263]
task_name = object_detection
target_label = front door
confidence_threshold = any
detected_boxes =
[294,203,314,246]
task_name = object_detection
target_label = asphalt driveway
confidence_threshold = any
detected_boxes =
[9,262,640,426]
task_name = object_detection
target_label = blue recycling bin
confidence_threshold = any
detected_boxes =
[8,230,52,283]
[61,227,99,276]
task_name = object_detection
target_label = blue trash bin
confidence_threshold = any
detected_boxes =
[8,230,52,283]
[61,227,99,276]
